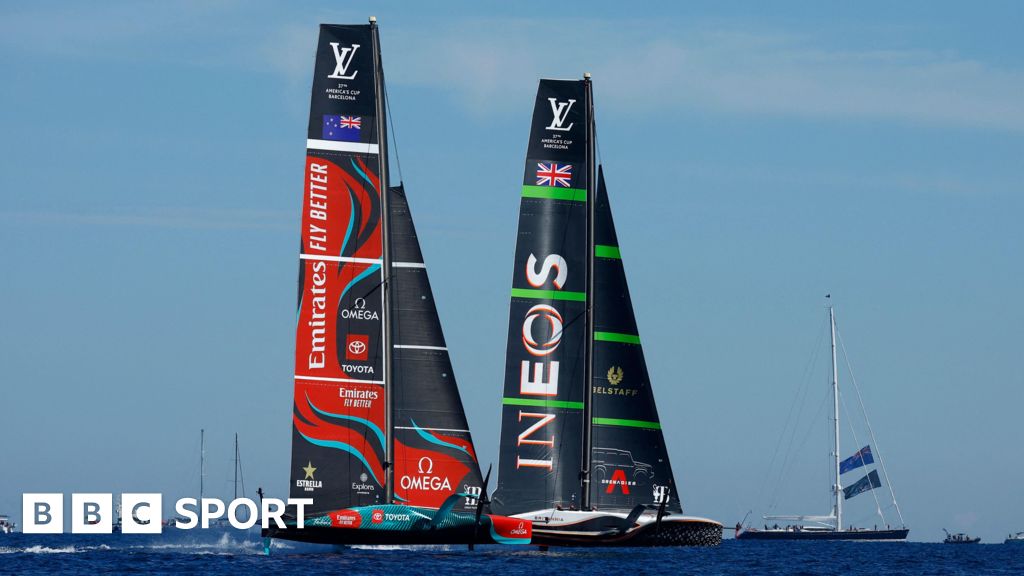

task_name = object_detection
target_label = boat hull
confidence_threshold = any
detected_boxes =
[518,509,722,547]
[262,504,530,547]
[736,528,909,541]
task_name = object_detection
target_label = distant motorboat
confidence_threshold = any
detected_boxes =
[944,529,980,544]
[0,514,15,534]
[1005,532,1024,544]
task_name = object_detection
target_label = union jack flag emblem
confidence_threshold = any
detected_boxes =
[339,116,362,129]
[536,162,573,188]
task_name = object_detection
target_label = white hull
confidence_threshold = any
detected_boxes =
[512,508,722,547]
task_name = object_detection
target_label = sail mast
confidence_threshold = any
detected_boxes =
[233,433,239,501]
[200,429,205,505]
[580,72,596,511]
[830,302,842,531]
[369,15,395,504]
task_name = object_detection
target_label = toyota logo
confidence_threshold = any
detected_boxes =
[348,340,367,355]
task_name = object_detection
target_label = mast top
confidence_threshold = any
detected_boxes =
[583,72,592,80]
[369,15,377,23]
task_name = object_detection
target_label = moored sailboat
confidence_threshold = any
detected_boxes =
[736,300,909,541]
[490,76,722,547]
[263,19,530,548]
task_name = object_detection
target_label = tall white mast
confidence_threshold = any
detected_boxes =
[829,303,842,531]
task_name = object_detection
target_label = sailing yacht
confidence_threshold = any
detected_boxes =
[262,19,530,548]
[736,300,909,541]
[489,76,722,547]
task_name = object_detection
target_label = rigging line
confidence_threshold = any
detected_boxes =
[837,325,906,527]
[381,74,403,184]
[767,391,830,514]
[840,387,886,525]
[763,316,828,513]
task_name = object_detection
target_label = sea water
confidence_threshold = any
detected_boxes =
[2,533,1023,575]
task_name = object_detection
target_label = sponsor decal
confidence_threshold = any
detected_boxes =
[295,461,323,492]
[653,484,671,504]
[535,162,573,188]
[399,456,452,492]
[371,509,384,524]
[607,366,623,385]
[327,42,360,80]
[593,365,639,397]
[346,334,369,361]
[333,510,361,528]
[341,297,379,321]
[545,98,576,131]
[339,386,378,408]
[464,485,483,506]
[351,471,376,494]
[522,304,563,357]
[603,469,635,494]
[322,115,361,142]
[515,253,571,470]
[510,521,529,536]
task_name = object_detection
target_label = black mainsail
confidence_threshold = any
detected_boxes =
[493,79,589,514]
[273,20,529,547]
[589,169,681,513]
[492,76,720,546]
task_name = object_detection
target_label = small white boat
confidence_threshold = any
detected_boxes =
[1005,532,1024,544]
[0,514,16,534]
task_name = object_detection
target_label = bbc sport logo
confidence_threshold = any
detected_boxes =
[21,493,313,534]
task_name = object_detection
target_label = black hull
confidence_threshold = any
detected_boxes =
[736,528,909,541]
[532,519,723,547]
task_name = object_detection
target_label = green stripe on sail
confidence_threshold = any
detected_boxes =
[594,245,621,259]
[594,331,641,345]
[503,397,584,410]
[592,417,662,430]
[521,186,587,202]
[511,288,587,301]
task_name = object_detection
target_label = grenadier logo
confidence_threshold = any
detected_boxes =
[545,98,576,131]
[327,42,360,80]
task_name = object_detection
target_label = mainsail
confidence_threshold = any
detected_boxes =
[590,169,681,513]
[493,79,589,514]
[493,79,680,515]
[289,23,482,516]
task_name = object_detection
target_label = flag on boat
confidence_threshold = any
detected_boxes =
[839,445,874,474]
[535,162,573,187]
[843,469,882,500]
[322,115,362,141]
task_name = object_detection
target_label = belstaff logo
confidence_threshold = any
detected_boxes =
[327,42,359,80]
[346,334,369,360]
[607,366,624,385]
[522,304,563,357]
[545,98,576,131]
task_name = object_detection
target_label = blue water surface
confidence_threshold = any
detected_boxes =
[2,533,1023,575]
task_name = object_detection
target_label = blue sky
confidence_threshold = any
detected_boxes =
[1,1,1022,541]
